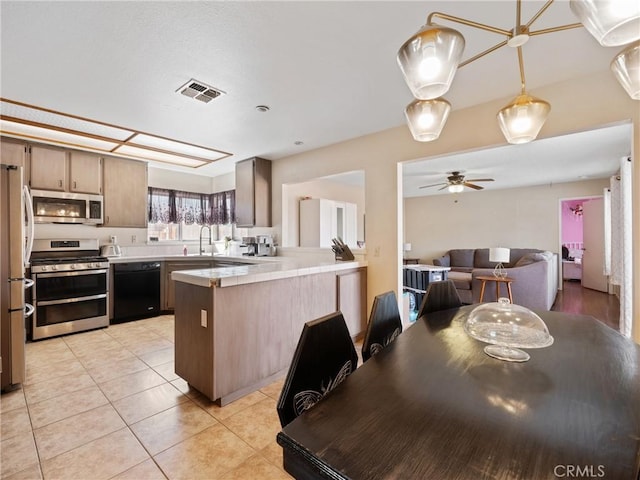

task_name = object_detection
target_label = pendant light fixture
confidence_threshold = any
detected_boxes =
[611,41,640,100]
[397,24,465,100]
[404,98,451,142]
[497,48,551,145]
[569,0,640,47]
[397,0,640,145]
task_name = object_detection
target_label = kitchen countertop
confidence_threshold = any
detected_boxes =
[106,253,277,264]
[170,257,367,288]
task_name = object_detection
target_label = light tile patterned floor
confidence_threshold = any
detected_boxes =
[0,315,292,480]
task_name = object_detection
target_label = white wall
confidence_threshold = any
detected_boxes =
[283,177,365,247]
[270,70,639,341]
[404,179,609,264]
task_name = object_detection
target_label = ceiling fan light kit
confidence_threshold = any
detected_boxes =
[397,0,640,145]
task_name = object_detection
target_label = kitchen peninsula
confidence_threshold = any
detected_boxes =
[171,257,367,405]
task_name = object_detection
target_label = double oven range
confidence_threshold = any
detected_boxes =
[30,239,109,340]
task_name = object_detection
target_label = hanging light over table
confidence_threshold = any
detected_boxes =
[404,98,451,142]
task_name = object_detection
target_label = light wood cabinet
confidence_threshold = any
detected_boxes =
[28,144,102,194]
[102,156,148,227]
[1,138,27,168]
[30,145,67,191]
[164,260,213,310]
[235,157,271,227]
[69,151,102,194]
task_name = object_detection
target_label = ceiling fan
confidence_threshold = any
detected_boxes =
[419,171,494,192]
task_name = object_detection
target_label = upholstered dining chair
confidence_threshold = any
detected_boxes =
[361,291,402,362]
[417,280,462,318]
[277,311,358,428]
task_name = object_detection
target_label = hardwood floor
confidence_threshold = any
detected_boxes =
[552,280,620,330]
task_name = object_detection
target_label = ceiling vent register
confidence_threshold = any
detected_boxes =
[177,79,225,104]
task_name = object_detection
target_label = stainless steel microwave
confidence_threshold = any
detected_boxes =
[31,189,103,224]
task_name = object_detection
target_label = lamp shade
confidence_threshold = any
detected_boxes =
[497,93,550,145]
[403,243,412,252]
[397,24,465,100]
[404,98,451,142]
[570,0,640,47]
[489,247,510,264]
[611,41,640,100]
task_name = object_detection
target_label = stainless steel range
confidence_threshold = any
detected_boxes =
[30,239,109,340]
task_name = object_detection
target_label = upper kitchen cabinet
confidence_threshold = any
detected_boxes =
[102,156,148,227]
[235,157,271,228]
[68,151,102,194]
[1,138,27,168]
[29,145,102,194]
[29,145,68,191]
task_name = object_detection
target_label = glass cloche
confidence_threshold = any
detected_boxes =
[464,298,554,362]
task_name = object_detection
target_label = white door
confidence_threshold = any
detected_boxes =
[582,197,608,292]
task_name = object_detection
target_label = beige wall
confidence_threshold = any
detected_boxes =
[283,177,365,247]
[404,178,609,264]
[271,70,639,342]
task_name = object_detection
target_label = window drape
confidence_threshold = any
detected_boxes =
[148,188,235,225]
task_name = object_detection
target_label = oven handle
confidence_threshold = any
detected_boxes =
[36,293,108,306]
[34,269,108,279]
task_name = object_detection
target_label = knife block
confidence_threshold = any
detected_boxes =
[335,244,354,261]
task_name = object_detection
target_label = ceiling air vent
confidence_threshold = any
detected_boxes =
[176,79,225,104]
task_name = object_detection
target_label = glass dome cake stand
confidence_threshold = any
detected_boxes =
[464,298,554,362]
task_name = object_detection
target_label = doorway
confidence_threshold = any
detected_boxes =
[559,196,608,292]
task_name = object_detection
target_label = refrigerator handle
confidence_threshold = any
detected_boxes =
[24,303,35,318]
[23,185,34,266]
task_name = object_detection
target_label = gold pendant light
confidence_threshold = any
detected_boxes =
[611,41,640,100]
[397,0,640,145]
[404,98,451,142]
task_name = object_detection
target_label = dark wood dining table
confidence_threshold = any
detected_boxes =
[277,306,640,479]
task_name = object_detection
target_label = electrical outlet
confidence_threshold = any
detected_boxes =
[131,235,137,243]
[200,310,207,328]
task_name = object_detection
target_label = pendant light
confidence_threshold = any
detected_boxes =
[570,0,640,47]
[404,98,451,142]
[397,24,465,100]
[497,47,550,145]
[497,93,551,145]
[611,41,640,100]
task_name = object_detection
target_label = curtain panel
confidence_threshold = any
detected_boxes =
[148,188,235,225]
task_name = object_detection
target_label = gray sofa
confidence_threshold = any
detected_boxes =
[433,248,558,311]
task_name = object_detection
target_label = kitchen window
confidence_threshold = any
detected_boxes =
[147,187,235,241]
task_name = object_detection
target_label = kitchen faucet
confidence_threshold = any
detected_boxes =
[199,225,212,255]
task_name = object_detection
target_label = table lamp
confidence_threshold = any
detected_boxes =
[403,243,412,256]
[489,247,510,278]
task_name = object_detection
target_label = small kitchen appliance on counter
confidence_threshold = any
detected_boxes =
[101,235,122,257]
[256,235,275,256]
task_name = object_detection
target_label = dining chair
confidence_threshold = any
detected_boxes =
[417,280,462,318]
[277,311,358,428]
[361,291,402,362]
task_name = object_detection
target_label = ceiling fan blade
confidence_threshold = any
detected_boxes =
[438,185,449,191]
[463,182,484,190]
[465,178,494,182]
[418,182,447,189]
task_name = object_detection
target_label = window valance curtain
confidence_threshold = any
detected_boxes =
[148,187,235,225]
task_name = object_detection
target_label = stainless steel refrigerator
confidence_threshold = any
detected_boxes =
[1,163,34,391]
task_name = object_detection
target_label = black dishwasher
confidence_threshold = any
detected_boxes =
[113,262,161,323]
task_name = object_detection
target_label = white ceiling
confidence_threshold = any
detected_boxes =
[0,1,630,189]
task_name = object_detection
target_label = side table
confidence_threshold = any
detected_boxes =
[476,275,514,304]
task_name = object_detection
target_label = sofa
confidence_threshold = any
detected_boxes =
[433,248,558,311]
